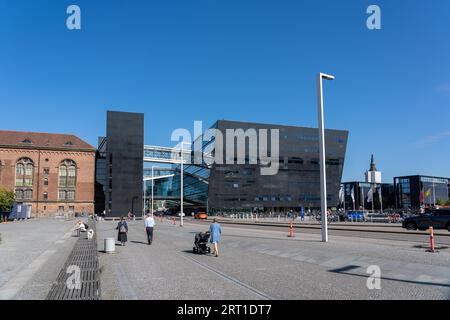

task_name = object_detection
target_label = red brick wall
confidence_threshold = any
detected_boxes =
[0,148,95,217]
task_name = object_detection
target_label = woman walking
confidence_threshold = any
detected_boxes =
[116,216,128,246]
[209,218,222,257]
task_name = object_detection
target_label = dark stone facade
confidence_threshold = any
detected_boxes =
[207,120,348,211]
[105,111,144,217]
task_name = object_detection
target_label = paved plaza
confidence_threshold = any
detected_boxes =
[96,218,450,300]
[1,217,450,300]
[0,218,80,299]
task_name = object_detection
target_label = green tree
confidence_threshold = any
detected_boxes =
[0,187,15,212]
[436,198,445,206]
[446,199,450,206]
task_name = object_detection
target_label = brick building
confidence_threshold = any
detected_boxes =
[0,130,96,217]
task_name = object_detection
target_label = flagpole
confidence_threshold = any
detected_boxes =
[433,182,436,207]
[380,184,383,213]
[351,186,355,210]
[372,184,374,213]
[361,185,365,213]
[343,187,346,213]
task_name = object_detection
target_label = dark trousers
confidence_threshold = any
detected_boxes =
[146,227,154,244]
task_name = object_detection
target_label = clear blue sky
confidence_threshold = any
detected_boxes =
[1,0,450,182]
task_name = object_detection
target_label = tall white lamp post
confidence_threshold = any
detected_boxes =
[317,72,335,243]
[179,142,190,227]
[143,169,174,217]
[151,166,155,215]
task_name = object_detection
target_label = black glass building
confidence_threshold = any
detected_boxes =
[163,120,348,213]
[394,175,450,209]
[95,111,144,217]
[341,181,395,211]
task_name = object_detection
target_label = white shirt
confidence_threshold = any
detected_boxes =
[144,217,155,228]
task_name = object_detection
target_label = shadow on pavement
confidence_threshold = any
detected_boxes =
[413,244,448,250]
[329,265,450,288]
[130,241,148,245]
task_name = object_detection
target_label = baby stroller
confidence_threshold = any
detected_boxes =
[193,231,211,254]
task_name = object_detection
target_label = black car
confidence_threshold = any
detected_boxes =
[402,208,450,231]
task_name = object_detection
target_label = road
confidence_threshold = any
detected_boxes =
[191,218,450,246]
[96,218,450,300]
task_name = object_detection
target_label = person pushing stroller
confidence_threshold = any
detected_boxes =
[192,219,222,257]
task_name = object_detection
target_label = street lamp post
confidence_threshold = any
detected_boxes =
[142,180,145,218]
[181,143,184,227]
[151,166,155,215]
[317,72,335,243]
[143,169,174,217]
[179,142,190,227]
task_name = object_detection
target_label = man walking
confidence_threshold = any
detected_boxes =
[144,213,155,245]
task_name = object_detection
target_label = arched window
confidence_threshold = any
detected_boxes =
[15,158,34,200]
[16,163,24,176]
[59,160,77,201]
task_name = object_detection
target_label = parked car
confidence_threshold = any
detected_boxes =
[402,208,450,231]
[346,210,365,221]
[194,212,208,219]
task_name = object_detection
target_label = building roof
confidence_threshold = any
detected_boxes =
[0,130,96,152]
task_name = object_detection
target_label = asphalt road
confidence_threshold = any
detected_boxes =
[190,218,450,245]
[97,218,450,300]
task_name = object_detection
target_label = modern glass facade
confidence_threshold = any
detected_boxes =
[342,181,395,211]
[394,175,450,209]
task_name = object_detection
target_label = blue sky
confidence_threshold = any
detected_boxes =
[1,0,449,182]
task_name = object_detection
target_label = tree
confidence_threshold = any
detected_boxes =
[446,199,450,206]
[0,187,15,212]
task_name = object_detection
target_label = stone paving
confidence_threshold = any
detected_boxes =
[96,218,450,300]
[0,218,83,299]
[1,217,449,300]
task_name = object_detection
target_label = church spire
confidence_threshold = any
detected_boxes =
[369,154,377,171]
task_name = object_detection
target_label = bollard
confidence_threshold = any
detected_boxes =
[104,237,115,253]
[429,227,435,253]
[288,220,293,238]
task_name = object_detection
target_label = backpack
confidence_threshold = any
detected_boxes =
[119,222,127,233]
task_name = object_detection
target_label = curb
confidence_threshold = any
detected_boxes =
[198,219,450,237]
